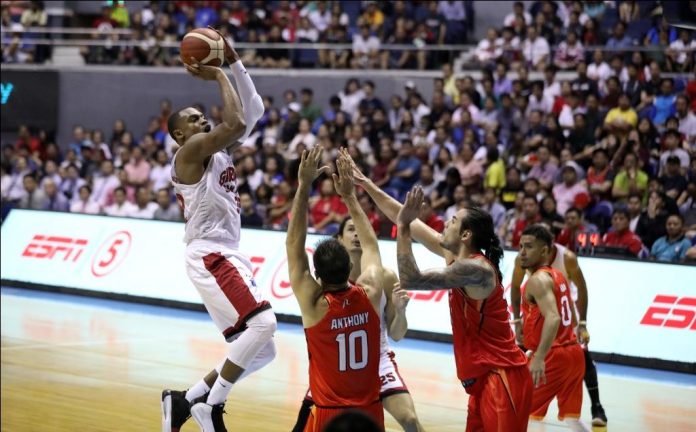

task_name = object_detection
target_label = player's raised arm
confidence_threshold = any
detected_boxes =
[396,187,495,300]
[525,272,561,387]
[177,60,246,161]
[286,146,330,312]
[212,27,265,148]
[344,154,448,259]
[333,149,381,271]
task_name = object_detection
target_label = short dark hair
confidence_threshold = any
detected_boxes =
[613,208,629,218]
[521,224,553,248]
[301,88,313,96]
[523,194,538,203]
[114,186,126,195]
[335,216,353,239]
[313,238,351,285]
[79,184,92,194]
[565,207,582,217]
[323,410,381,432]
[167,109,185,140]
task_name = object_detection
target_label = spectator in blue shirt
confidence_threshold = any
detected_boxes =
[653,78,677,126]
[606,21,634,50]
[387,139,422,201]
[650,214,692,262]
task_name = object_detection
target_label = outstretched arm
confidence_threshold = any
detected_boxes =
[286,146,329,311]
[396,187,495,300]
[333,149,381,270]
[177,62,246,163]
[345,155,448,259]
[384,270,409,341]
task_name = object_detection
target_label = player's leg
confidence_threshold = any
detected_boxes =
[187,249,276,431]
[291,390,315,432]
[382,393,423,432]
[474,368,533,432]
[379,350,424,432]
[530,349,564,421]
[583,348,608,426]
[557,345,590,432]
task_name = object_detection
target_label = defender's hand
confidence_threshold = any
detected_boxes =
[397,186,424,226]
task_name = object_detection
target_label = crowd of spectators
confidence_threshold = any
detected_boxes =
[2,0,471,69]
[2,1,695,264]
[474,0,695,73]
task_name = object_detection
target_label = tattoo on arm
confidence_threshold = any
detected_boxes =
[397,255,495,292]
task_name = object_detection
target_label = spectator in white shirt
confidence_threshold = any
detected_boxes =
[675,95,696,145]
[667,29,696,72]
[554,30,585,70]
[39,160,62,190]
[475,28,501,64]
[587,48,612,92]
[351,24,381,69]
[543,65,561,101]
[130,186,158,219]
[504,1,532,27]
[104,186,137,217]
[522,26,550,71]
[308,0,331,33]
[70,185,101,215]
[452,91,480,125]
[149,149,172,192]
[296,16,319,42]
[527,81,554,115]
[92,159,120,208]
[286,118,317,158]
[338,78,365,119]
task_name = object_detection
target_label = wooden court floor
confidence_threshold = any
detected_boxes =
[2,287,695,432]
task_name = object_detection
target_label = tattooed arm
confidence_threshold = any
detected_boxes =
[396,224,495,300]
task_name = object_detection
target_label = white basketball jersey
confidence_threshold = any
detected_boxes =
[550,243,569,280]
[379,290,391,354]
[171,151,241,247]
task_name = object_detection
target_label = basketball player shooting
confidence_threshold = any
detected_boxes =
[161,32,275,432]
[517,225,589,432]
[286,146,387,431]
[395,186,533,431]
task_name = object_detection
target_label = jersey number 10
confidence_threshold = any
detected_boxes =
[335,330,368,372]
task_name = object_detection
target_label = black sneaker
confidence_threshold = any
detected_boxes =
[591,404,608,427]
[161,390,191,432]
[191,402,228,432]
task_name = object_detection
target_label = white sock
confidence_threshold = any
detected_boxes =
[206,376,234,405]
[564,418,591,432]
[185,379,211,403]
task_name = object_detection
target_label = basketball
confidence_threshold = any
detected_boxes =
[180,28,225,67]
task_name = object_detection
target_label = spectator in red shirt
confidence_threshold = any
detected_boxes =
[511,194,542,248]
[358,194,381,233]
[602,208,646,257]
[418,196,445,233]
[310,178,348,234]
[556,207,598,252]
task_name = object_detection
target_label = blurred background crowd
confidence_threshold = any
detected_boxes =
[1,0,695,263]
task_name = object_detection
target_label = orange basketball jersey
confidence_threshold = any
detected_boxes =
[522,267,578,352]
[304,284,381,407]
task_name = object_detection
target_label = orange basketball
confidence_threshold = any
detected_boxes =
[180,28,225,67]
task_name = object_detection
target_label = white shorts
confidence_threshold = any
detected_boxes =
[185,239,270,341]
[305,350,409,402]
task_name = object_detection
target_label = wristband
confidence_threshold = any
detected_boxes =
[578,320,587,325]
[511,318,522,324]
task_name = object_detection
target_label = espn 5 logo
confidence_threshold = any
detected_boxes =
[640,295,696,330]
[22,235,88,262]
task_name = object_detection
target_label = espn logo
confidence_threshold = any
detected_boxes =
[22,235,88,262]
[640,295,696,330]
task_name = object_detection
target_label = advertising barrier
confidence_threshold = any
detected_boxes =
[2,210,695,369]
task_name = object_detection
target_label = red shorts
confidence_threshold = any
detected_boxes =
[304,401,384,432]
[529,343,585,421]
[465,364,533,432]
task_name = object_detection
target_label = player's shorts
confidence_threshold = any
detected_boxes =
[465,364,533,432]
[378,350,409,399]
[304,400,384,432]
[529,343,585,421]
[185,239,270,341]
[303,350,409,404]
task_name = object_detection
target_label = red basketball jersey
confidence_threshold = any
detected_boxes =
[522,267,578,352]
[304,284,381,407]
[449,255,528,383]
